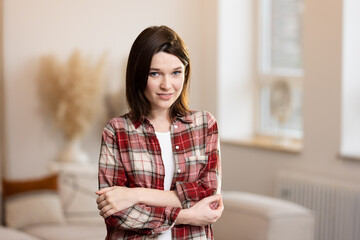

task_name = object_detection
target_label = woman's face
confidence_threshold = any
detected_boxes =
[144,51,185,115]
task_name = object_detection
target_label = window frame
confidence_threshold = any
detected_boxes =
[255,0,304,140]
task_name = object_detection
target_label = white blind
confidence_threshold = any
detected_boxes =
[259,0,304,138]
[265,0,303,71]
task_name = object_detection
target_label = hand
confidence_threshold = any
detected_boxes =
[96,186,137,218]
[176,194,224,226]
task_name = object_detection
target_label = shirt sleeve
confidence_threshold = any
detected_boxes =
[98,123,181,236]
[175,112,222,209]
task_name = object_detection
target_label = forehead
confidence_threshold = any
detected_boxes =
[150,52,184,69]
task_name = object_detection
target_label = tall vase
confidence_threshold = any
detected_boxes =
[57,137,88,163]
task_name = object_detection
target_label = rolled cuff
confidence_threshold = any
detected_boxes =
[105,205,181,236]
[175,181,215,209]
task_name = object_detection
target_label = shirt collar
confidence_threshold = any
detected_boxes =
[131,112,193,129]
[176,113,193,124]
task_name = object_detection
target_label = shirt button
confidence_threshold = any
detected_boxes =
[177,168,182,173]
[175,146,180,150]
[174,125,178,129]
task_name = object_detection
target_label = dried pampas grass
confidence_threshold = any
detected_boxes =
[38,51,106,141]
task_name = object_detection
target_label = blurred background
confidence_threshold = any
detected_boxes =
[1,0,360,239]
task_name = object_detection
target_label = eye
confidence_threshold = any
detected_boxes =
[173,70,182,76]
[149,72,159,77]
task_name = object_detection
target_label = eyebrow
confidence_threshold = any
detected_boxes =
[149,66,183,71]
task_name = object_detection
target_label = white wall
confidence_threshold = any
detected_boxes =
[2,0,205,178]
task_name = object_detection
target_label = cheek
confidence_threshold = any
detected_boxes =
[145,81,156,94]
[144,84,153,101]
[176,78,185,92]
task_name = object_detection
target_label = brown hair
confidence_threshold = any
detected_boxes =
[126,25,191,121]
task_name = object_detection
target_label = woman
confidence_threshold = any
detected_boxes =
[96,25,223,240]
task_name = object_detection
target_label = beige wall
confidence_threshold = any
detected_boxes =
[0,0,4,175]
[0,0,4,222]
[2,0,360,198]
[2,0,206,178]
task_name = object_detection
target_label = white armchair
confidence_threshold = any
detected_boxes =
[213,191,314,240]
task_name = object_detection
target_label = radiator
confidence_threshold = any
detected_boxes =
[275,172,360,240]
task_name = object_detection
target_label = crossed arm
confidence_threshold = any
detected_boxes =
[96,187,223,226]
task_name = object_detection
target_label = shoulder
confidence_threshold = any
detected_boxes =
[103,113,132,133]
[189,110,218,129]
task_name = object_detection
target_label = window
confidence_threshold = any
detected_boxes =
[218,0,304,151]
[341,0,360,159]
[257,0,304,139]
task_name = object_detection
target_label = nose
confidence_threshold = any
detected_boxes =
[160,75,171,89]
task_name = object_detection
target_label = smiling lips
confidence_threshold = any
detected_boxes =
[157,93,173,100]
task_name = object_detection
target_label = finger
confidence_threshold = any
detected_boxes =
[216,195,224,209]
[99,205,113,217]
[204,194,221,204]
[96,187,112,195]
[213,194,222,200]
[97,199,108,210]
[103,209,116,219]
[212,205,224,221]
[220,198,224,210]
[208,194,222,210]
[96,194,105,204]
[212,197,224,219]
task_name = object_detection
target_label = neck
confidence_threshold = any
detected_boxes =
[147,110,171,132]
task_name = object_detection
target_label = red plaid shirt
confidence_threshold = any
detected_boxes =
[98,110,221,240]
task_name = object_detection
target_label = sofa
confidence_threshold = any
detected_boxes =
[213,191,315,240]
[1,163,106,240]
[0,226,40,240]
[1,163,314,240]
[0,224,105,240]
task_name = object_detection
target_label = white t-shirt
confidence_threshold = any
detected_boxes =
[155,132,175,240]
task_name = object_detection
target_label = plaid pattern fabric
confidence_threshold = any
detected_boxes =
[98,110,221,240]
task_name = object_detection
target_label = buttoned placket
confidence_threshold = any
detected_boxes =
[143,122,165,189]
[144,120,184,190]
[142,118,187,189]
[171,121,183,181]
